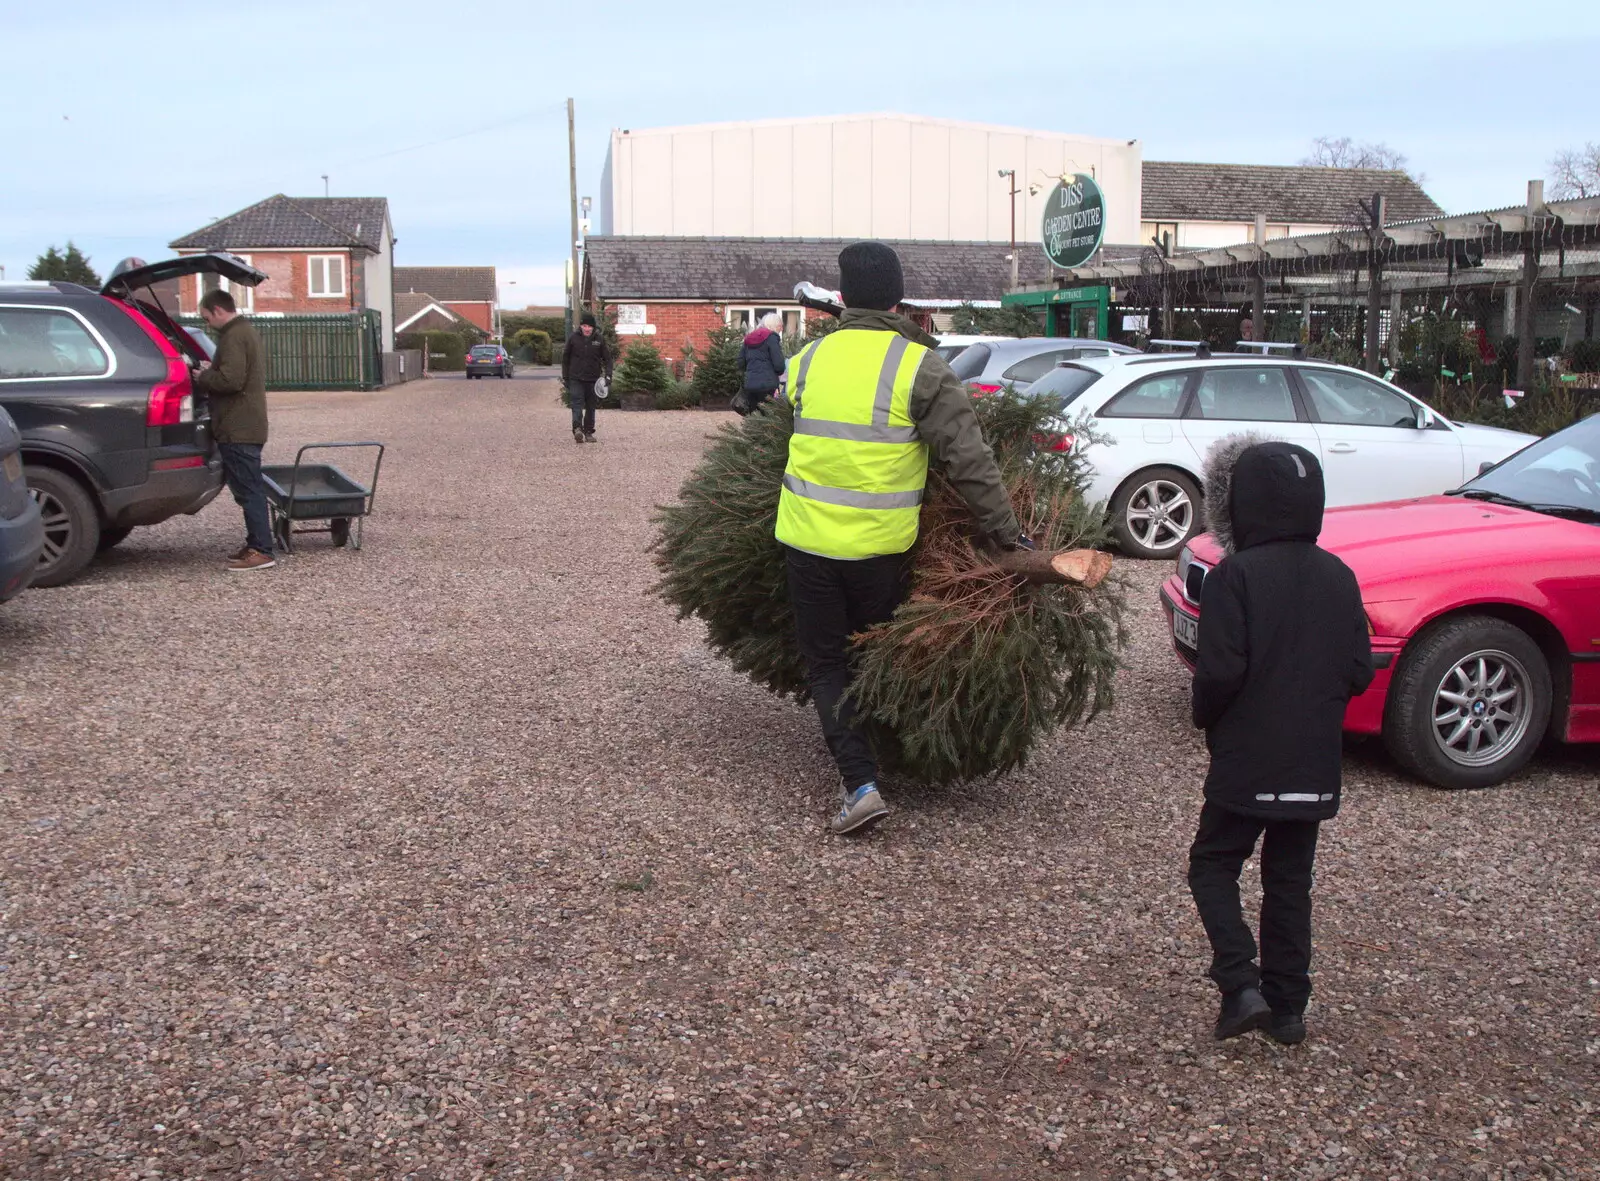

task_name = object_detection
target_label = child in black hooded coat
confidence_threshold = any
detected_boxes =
[1187,435,1374,1044]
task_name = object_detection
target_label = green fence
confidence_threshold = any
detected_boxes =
[182,310,383,391]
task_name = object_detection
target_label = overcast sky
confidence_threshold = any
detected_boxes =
[4,0,1596,307]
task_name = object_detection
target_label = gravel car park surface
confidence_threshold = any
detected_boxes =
[3,374,1596,1181]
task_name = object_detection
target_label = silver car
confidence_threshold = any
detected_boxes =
[948,337,1140,392]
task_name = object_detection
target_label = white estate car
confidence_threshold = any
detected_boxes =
[1025,353,1537,559]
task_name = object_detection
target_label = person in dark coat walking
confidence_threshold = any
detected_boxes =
[562,313,612,444]
[736,312,787,414]
[1186,434,1373,1045]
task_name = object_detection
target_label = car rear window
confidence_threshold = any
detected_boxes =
[1025,364,1103,411]
[948,344,991,380]
[0,307,110,379]
[470,346,501,357]
[1000,349,1075,383]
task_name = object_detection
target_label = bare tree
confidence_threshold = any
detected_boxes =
[1301,136,1415,176]
[1549,143,1600,199]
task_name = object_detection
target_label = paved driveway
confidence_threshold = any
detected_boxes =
[2,376,1595,1179]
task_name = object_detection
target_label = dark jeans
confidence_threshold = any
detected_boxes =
[569,379,597,433]
[218,442,273,554]
[1187,801,1321,1015]
[785,547,911,790]
[737,385,777,416]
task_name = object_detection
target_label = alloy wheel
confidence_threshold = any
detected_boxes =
[1124,479,1193,553]
[31,487,72,569]
[1431,649,1533,767]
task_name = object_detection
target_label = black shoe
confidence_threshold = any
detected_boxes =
[1214,987,1270,1040]
[572,428,585,445]
[1266,1012,1307,1045]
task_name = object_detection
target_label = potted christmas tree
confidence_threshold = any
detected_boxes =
[692,325,744,411]
[614,339,671,411]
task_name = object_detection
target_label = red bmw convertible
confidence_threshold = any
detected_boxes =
[1161,413,1600,789]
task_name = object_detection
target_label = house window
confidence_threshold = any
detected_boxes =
[725,306,802,334]
[199,253,253,313]
[308,255,345,298]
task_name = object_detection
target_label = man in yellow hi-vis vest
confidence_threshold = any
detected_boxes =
[776,242,1032,835]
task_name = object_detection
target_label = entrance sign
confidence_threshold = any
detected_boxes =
[1041,173,1106,269]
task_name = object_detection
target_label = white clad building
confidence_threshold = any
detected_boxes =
[600,112,1144,247]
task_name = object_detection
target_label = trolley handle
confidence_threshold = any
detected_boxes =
[284,441,386,517]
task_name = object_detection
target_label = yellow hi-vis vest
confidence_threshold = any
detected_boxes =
[774,329,931,559]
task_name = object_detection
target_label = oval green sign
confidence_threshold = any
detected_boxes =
[1041,173,1106,269]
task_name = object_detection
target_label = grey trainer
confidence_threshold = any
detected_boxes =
[830,784,888,836]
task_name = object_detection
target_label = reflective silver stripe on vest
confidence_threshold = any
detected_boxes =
[793,419,919,444]
[871,336,912,425]
[782,474,924,509]
[1255,792,1335,803]
[790,344,819,410]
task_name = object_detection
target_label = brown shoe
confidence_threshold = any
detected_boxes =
[228,545,251,561]
[227,548,276,572]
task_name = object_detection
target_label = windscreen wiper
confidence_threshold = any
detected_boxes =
[1453,488,1534,507]
[1523,503,1600,523]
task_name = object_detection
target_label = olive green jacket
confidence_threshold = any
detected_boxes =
[193,316,268,445]
[823,308,1021,545]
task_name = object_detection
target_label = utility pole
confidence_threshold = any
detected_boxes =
[1158,230,1173,338]
[321,174,329,197]
[998,169,1019,291]
[1252,213,1268,345]
[1364,193,1386,374]
[1516,179,1544,393]
[567,98,581,333]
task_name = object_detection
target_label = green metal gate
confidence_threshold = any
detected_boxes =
[181,310,382,391]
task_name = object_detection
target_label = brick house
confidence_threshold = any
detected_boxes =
[392,267,498,335]
[169,194,396,348]
[581,237,1061,363]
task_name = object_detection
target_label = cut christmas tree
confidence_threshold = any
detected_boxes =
[653,387,1126,784]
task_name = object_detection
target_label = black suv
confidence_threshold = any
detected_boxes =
[0,253,265,586]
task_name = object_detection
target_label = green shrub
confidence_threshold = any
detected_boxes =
[691,325,744,408]
[655,380,700,410]
[513,328,553,364]
[400,330,466,371]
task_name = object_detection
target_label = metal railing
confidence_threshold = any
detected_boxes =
[182,310,383,391]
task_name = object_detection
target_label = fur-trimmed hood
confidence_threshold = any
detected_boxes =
[1202,433,1325,554]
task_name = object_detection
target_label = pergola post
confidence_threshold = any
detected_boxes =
[1253,214,1268,344]
[1515,180,1544,391]
[1365,193,1386,374]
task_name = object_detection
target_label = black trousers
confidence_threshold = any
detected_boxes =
[569,379,597,433]
[1187,801,1321,1015]
[785,547,911,790]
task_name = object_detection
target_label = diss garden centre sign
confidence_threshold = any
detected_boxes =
[1042,173,1106,269]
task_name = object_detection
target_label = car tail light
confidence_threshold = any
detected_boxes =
[147,357,195,426]
[110,300,196,425]
[970,382,1002,397]
[1031,431,1075,453]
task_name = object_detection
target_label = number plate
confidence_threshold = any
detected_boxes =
[2,453,20,483]
[1172,609,1199,650]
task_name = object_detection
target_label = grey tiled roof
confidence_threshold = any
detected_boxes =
[1141,162,1443,224]
[584,237,1141,302]
[393,266,497,303]
[170,195,391,251]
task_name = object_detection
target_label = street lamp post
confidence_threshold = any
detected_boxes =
[997,169,1019,291]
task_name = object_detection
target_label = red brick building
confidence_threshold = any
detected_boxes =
[169,194,396,348]
[581,236,1051,364]
[393,267,498,335]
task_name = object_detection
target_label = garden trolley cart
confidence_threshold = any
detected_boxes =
[261,442,385,553]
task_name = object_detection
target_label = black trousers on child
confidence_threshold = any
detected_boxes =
[1187,801,1321,1016]
[785,546,910,791]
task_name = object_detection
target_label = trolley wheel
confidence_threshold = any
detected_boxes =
[330,518,352,548]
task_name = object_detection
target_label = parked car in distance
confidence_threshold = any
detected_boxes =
[933,334,1008,364]
[466,344,513,379]
[949,336,1140,394]
[0,252,264,586]
[1023,352,1536,559]
[1161,411,1600,790]
[0,404,45,602]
